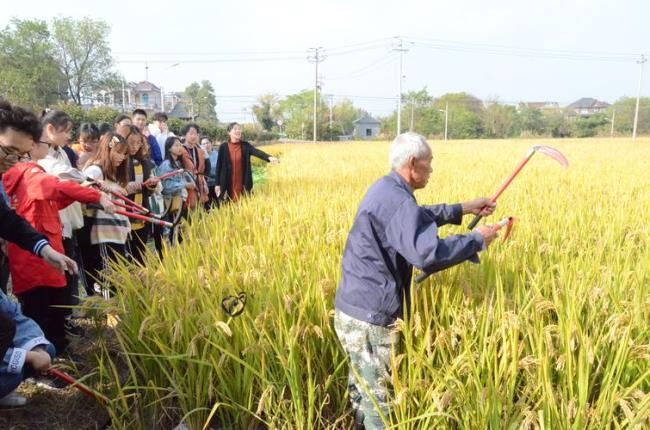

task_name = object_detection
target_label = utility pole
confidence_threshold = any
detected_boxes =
[392,37,409,136]
[159,63,179,112]
[307,47,326,142]
[610,108,616,137]
[438,102,449,142]
[444,101,449,142]
[633,54,647,141]
[410,98,415,131]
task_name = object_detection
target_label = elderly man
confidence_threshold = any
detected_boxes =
[334,132,498,429]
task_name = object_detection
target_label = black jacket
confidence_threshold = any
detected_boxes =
[0,198,48,255]
[215,141,270,200]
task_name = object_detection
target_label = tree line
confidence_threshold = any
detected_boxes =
[2,17,648,141]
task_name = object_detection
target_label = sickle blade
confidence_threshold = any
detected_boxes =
[533,145,569,167]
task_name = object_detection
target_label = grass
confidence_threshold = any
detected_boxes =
[93,137,649,429]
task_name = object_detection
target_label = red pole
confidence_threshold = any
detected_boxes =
[110,191,148,213]
[489,155,534,202]
[115,210,172,227]
[48,368,109,405]
[143,169,183,186]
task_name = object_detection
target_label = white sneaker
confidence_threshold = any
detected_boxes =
[0,390,27,407]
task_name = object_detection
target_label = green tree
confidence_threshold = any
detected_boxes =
[541,109,571,137]
[571,114,609,138]
[607,97,650,135]
[279,89,326,139]
[184,80,217,120]
[517,106,545,136]
[0,18,63,110]
[436,93,484,139]
[252,93,282,131]
[51,17,112,105]
[327,98,365,139]
[483,101,518,138]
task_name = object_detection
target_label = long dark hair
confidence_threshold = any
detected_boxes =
[86,132,130,185]
[125,125,149,161]
[164,136,183,169]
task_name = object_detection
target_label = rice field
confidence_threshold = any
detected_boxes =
[95,137,649,429]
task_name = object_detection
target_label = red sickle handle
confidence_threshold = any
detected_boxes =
[489,155,533,202]
[85,178,148,213]
[111,200,163,219]
[143,169,184,187]
[115,210,172,227]
[467,152,535,230]
[48,368,109,405]
[109,190,148,213]
[88,203,172,227]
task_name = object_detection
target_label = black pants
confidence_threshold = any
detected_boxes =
[62,236,77,311]
[128,227,149,265]
[78,216,99,296]
[204,185,218,211]
[0,253,9,294]
[0,312,15,359]
[152,224,163,260]
[17,286,69,354]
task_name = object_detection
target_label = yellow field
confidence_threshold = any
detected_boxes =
[98,137,650,429]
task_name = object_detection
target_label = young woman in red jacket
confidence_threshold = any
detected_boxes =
[2,140,115,353]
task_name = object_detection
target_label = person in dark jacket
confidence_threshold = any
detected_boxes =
[214,122,278,202]
[333,132,498,429]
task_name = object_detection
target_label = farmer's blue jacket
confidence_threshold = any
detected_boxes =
[0,291,52,375]
[335,171,485,327]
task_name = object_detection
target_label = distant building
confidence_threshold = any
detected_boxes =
[566,97,610,118]
[169,100,193,121]
[352,115,381,139]
[85,80,163,112]
[82,81,200,120]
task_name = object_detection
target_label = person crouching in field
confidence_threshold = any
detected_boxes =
[82,133,131,296]
[333,132,499,429]
[0,290,56,406]
[2,132,116,355]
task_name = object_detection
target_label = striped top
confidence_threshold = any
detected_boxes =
[83,165,131,245]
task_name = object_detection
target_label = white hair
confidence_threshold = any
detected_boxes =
[389,132,431,170]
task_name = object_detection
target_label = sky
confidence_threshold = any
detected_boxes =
[1,0,648,122]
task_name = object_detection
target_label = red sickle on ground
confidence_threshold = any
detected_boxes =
[48,368,109,406]
[467,145,569,229]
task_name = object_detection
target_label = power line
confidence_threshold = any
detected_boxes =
[327,54,397,80]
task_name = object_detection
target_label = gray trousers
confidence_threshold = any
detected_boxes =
[334,310,398,430]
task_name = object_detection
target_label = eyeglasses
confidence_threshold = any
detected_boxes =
[37,141,52,147]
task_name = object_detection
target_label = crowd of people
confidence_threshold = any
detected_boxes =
[0,96,498,429]
[0,99,277,407]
